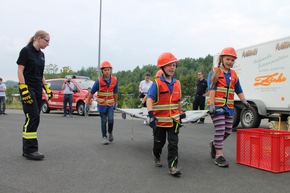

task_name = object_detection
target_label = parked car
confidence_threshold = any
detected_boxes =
[42,78,98,116]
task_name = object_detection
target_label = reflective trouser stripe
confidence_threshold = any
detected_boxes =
[170,157,178,168]
[23,132,37,139]
[23,113,37,139]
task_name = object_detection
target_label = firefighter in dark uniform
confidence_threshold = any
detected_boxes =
[16,30,53,160]
[193,71,208,124]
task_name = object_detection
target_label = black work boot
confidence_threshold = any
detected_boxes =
[22,152,45,160]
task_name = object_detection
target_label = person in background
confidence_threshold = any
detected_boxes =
[139,72,153,107]
[86,61,118,145]
[62,77,74,117]
[85,87,93,116]
[147,52,182,177]
[192,71,208,124]
[207,47,250,167]
[16,30,53,160]
[0,78,7,115]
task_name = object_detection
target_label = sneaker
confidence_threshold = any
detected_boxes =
[197,121,204,124]
[209,140,216,159]
[215,156,229,167]
[169,167,181,177]
[102,137,109,145]
[152,151,162,167]
[108,133,114,142]
[154,157,162,167]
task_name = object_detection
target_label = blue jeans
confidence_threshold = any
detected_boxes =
[99,109,114,138]
[63,94,72,115]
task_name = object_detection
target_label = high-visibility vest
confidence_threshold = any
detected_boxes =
[97,76,117,106]
[210,67,238,109]
[152,78,181,127]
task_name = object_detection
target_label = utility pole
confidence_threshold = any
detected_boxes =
[97,0,102,77]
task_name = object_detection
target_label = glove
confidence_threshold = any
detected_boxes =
[209,104,216,114]
[18,83,33,104]
[180,111,186,119]
[114,102,118,110]
[43,84,53,100]
[148,111,158,130]
[242,99,250,109]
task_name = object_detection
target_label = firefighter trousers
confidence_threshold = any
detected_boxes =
[21,86,42,154]
[153,122,179,168]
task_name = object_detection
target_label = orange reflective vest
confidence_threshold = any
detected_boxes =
[97,76,117,106]
[152,78,181,127]
[211,67,238,109]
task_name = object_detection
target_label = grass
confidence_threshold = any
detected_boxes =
[6,102,22,109]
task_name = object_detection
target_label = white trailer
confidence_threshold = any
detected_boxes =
[214,37,290,128]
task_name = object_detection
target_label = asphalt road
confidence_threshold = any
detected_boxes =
[0,109,289,193]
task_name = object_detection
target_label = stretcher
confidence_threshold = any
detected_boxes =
[116,107,208,124]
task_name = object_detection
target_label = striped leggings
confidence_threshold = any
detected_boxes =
[210,114,233,150]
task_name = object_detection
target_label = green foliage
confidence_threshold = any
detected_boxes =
[59,66,74,78]
[5,85,19,104]
[44,64,59,79]
[77,66,99,80]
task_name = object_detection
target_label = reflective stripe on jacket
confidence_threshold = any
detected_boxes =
[211,67,238,109]
[153,78,181,127]
[97,76,117,106]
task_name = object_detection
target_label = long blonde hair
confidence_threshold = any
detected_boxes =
[210,56,223,87]
[27,30,49,45]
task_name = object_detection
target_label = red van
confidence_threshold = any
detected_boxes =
[42,78,98,115]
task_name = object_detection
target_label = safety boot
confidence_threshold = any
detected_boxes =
[22,152,45,160]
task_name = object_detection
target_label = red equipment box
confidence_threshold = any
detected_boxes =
[236,128,290,173]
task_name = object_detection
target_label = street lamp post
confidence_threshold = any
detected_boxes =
[97,0,102,77]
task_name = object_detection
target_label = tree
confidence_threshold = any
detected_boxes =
[59,66,75,78]
[44,63,59,79]
[76,66,99,80]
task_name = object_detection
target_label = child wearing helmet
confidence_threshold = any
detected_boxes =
[146,52,182,177]
[207,47,250,167]
[86,61,119,145]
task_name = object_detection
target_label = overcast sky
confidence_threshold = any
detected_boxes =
[1,0,290,81]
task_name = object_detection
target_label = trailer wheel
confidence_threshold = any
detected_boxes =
[233,107,241,128]
[240,106,261,128]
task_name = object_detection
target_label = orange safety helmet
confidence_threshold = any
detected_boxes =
[157,52,178,68]
[220,47,237,59]
[100,61,112,69]
[155,69,163,78]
